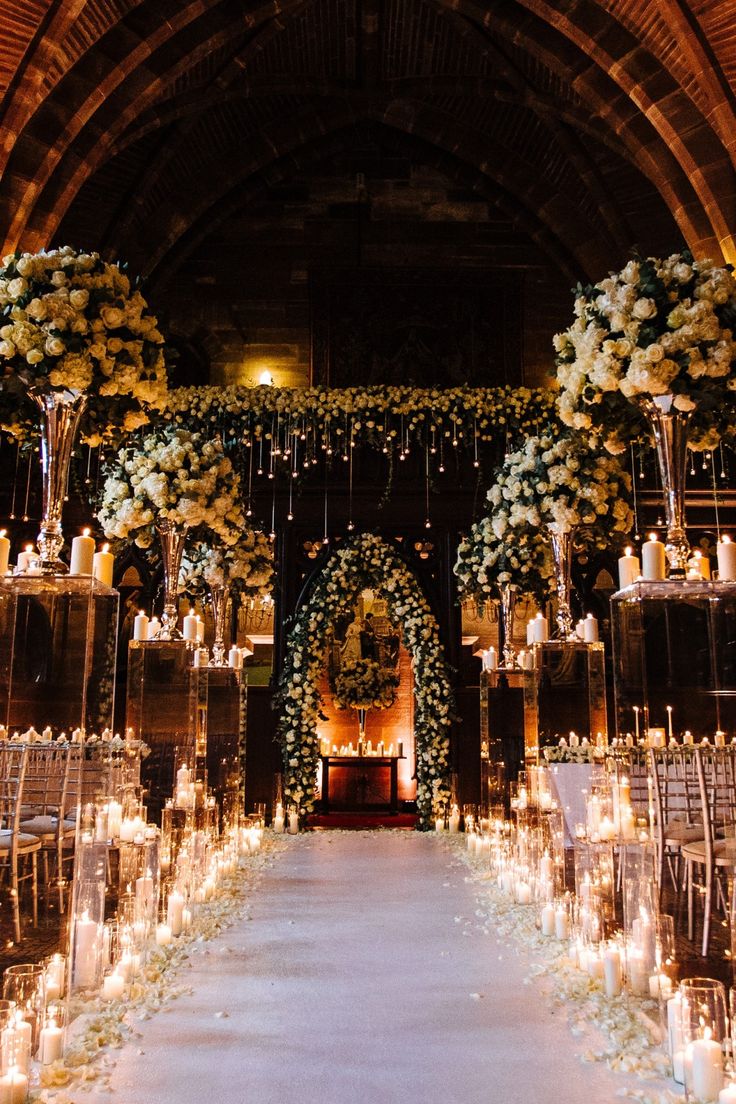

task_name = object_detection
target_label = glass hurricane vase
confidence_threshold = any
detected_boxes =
[638,394,691,576]
[548,527,576,640]
[155,519,188,639]
[29,386,88,573]
[209,583,231,666]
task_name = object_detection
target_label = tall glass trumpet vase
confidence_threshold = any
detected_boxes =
[209,584,231,667]
[499,583,518,668]
[638,394,691,577]
[548,527,576,640]
[29,387,88,573]
[155,520,188,639]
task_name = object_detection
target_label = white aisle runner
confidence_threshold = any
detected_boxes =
[93,832,646,1104]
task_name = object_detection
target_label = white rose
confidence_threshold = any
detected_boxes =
[0,339,16,357]
[50,271,68,287]
[26,348,44,364]
[44,336,65,356]
[69,288,89,310]
[100,305,125,328]
[7,277,27,298]
[632,297,657,320]
[16,258,33,277]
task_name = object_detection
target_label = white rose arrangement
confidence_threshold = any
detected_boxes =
[332,658,399,712]
[180,533,273,599]
[0,245,167,444]
[554,251,736,452]
[487,432,634,546]
[454,515,553,605]
[276,533,453,827]
[96,425,245,549]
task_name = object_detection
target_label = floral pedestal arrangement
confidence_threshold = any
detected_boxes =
[522,641,607,767]
[0,574,119,733]
[610,579,736,741]
[126,640,204,824]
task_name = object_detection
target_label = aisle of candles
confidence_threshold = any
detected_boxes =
[448,757,736,1104]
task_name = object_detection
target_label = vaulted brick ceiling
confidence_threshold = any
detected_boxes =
[0,0,734,286]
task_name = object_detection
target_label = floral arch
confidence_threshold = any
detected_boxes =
[276,533,453,829]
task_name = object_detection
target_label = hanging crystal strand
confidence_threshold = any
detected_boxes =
[347,417,355,531]
[424,440,431,529]
[629,442,640,542]
[246,430,254,518]
[22,450,33,522]
[711,451,721,541]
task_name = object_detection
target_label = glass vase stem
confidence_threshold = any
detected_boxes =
[498,583,518,668]
[156,520,187,639]
[29,387,88,573]
[548,527,576,640]
[639,396,691,576]
[209,583,231,666]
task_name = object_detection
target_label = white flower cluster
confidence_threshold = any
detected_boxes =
[454,516,553,604]
[180,533,273,598]
[555,251,736,452]
[487,433,633,545]
[0,246,167,443]
[97,426,245,549]
[332,658,399,712]
[276,533,453,826]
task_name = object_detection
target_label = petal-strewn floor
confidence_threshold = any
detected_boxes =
[92,832,658,1104]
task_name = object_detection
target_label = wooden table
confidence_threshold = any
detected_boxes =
[320,755,404,814]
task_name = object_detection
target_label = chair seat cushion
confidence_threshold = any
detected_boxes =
[681,837,736,865]
[0,829,41,851]
[665,824,705,846]
[19,815,75,837]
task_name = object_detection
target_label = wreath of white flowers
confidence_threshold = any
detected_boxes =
[275,533,453,828]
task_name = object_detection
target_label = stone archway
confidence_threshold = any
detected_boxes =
[275,533,453,828]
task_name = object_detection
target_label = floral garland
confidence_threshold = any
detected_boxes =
[164,383,556,448]
[0,245,167,445]
[487,431,634,546]
[554,251,736,453]
[275,533,453,827]
[332,657,399,712]
[96,424,245,550]
[180,533,274,599]
[454,514,553,605]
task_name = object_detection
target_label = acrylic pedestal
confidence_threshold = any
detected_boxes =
[126,640,203,824]
[479,667,525,811]
[523,641,607,764]
[202,665,245,831]
[611,579,736,740]
[0,574,119,734]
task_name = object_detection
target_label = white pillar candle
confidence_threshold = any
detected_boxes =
[0,530,10,576]
[526,621,534,645]
[618,547,640,588]
[531,613,548,642]
[69,528,95,575]
[575,619,585,639]
[167,891,185,937]
[155,923,172,947]
[182,611,198,641]
[448,807,460,833]
[38,1019,64,1064]
[148,616,160,638]
[196,617,205,643]
[135,873,154,917]
[72,913,99,989]
[133,611,149,641]
[583,613,599,643]
[717,536,736,581]
[288,810,299,834]
[603,945,622,997]
[540,904,555,937]
[1,1019,31,1074]
[515,881,531,905]
[0,1066,28,1104]
[693,550,711,579]
[92,544,114,586]
[273,814,285,833]
[228,646,242,669]
[691,1033,724,1103]
[182,907,192,931]
[642,533,666,580]
[15,546,34,572]
[107,800,122,840]
[668,993,685,1059]
[101,971,125,1001]
[586,951,604,980]
[482,646,497,671]
[648,973,673,1000]
[648,727,666,749]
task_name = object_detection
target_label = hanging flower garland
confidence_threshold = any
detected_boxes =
[275,533,453,827]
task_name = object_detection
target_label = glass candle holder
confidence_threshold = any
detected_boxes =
[679,977,727,1103]
[38,1003,65,1065]
[69,841,106,994]
[1,965,45,1056]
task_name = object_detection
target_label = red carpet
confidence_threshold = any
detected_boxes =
[309,812,417,830]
